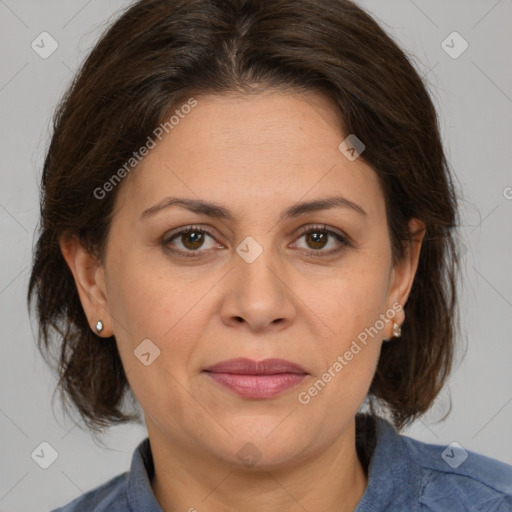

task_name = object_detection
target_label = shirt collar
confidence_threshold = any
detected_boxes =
[355,415,422,511]
[125,415,421,511]
[126,437,163,511]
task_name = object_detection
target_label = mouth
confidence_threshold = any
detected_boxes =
[202,358,308,399]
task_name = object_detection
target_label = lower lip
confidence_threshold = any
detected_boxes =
[203,372,307,399]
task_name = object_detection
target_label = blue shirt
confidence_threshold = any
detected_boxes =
[50,414,512,511]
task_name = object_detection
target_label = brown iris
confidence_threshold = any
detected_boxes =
[305,230,328,250]
[180,230,205,250]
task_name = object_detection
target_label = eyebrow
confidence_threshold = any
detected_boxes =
[139,195,367,222]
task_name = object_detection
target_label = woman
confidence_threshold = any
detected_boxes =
[28,0,512,510]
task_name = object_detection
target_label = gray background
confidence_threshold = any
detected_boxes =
[1,0,511,510]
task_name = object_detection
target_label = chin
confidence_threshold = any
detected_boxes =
[212,429,309,471]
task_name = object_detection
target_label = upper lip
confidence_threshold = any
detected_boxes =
[203,358,308,375]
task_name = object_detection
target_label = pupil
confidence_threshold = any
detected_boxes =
[184,231,203,249]
[308,231,326,249]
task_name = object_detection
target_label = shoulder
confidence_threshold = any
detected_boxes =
[400,433,512,511]
[49,472,129,512]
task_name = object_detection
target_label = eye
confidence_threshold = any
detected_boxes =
[162,223,351,259]
[162,225,221,258]
[292,224,351,256]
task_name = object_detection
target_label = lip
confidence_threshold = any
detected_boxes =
[202,358,308,399]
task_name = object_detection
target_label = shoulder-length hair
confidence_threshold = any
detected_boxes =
[28,0,462,433]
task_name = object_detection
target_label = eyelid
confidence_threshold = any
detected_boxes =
[163,224,222,242]
[295,223,351,243]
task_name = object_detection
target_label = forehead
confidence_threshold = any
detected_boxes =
[114,91,385,222]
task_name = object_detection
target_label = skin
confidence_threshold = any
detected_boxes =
[60,90,425,512]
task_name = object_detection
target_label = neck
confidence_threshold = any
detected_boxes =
[149,417,368,512]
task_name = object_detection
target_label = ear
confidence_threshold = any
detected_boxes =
[385,218,425,337]
[59,234,112,337]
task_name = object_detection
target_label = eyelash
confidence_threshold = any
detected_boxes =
[161,224,352,259]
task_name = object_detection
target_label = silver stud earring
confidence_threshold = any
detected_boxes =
[95,320,104,334]
[392,322,402,338]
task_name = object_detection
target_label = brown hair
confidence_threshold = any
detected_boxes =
[28,0,462,433]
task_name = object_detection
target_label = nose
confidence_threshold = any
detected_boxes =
[220,243,297,333]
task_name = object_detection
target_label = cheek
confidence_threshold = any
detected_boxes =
[313,262,391,335]
[105,262,201,425]
[105,251,214,381]
[303,263,390,391]
[302,298,384,421]
[105,245,185,338]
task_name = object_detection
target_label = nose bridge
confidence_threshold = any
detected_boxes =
[234,232,283,295]
[224,232,295,328]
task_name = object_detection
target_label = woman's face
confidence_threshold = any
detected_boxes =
[65,91,423,469]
